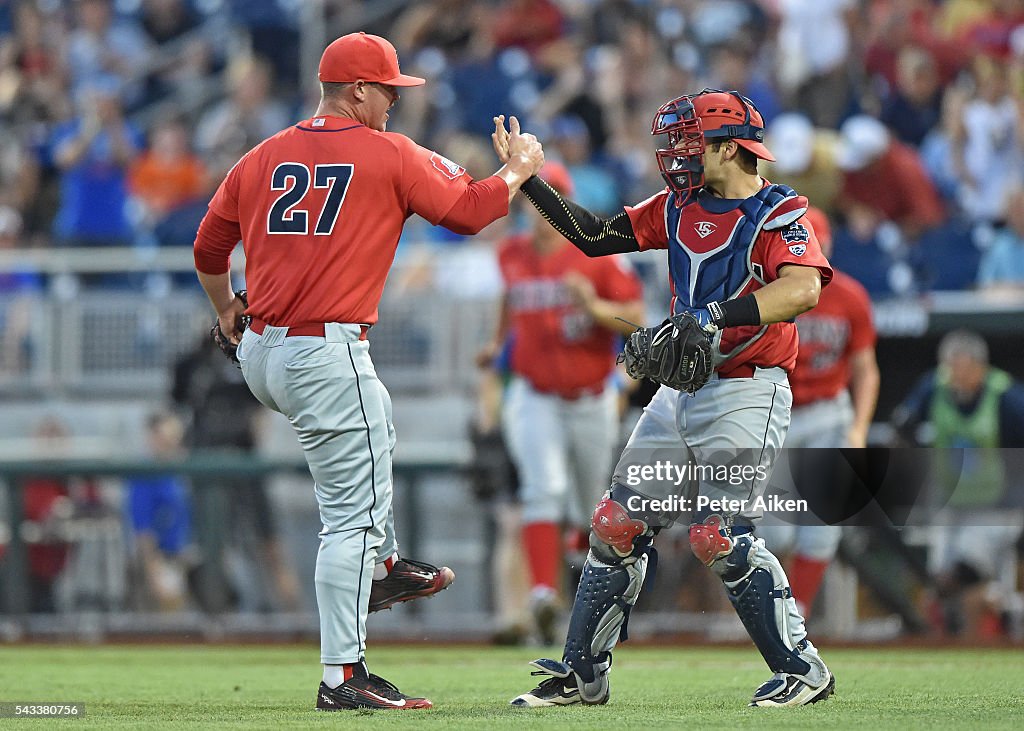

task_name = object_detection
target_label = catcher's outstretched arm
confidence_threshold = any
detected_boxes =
[519,176,640,256]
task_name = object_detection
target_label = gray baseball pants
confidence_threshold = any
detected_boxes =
[613,367,793,521]
[237,323,396,664]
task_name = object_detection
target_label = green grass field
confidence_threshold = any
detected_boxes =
[0,645,1022,729]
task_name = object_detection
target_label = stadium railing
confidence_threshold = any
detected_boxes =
[0,453,467,622]
[0,246,499,397]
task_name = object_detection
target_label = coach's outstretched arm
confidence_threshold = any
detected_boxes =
[438,115,544,235]
[492,116,640,257]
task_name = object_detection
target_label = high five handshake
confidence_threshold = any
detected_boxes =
[492,114,545,201]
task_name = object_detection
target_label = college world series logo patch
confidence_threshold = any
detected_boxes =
[781,222,809,255]
[781,222,810,243]
[430,153,466,180]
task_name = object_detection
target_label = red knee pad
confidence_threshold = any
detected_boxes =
[689,514,734,567]
[591,498,646,557]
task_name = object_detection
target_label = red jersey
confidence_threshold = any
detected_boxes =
[626,185,833,375]
[202,114,503,326]
[498,234,643,396]
[789,270,875,407]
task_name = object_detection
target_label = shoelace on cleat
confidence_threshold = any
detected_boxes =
[532,675,571,695]
[393,558,440,575]
[365,674,407,701]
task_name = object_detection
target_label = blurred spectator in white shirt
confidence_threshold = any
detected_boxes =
[952,54,1023,225]
[66,0,152,108]
[772,0,856,128]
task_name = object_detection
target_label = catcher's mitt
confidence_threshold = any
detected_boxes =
[211,290,250,364]
[619,312,714,394]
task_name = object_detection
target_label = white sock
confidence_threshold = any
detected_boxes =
[322,665,348,689]
[372,552,398,581]
[322,660,366,689]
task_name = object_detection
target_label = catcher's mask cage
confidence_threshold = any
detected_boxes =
[652,88,767,204]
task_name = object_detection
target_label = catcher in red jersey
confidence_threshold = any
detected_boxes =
[496,89,836,709]
[193,32,544,711]
[759,206,880,618]
[480,162,644,644]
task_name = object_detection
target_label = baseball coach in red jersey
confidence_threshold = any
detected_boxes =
[194,32,544,711]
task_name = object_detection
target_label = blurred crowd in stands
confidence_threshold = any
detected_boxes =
[0,0,1023,297]
[2,1,1024,640]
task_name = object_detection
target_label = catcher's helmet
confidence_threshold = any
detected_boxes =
[652,88,774,201]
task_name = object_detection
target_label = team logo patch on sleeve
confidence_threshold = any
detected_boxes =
[430,153,466,180]
[788,243,806,256]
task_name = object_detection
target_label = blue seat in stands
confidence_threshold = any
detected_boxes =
[908,219,980,291]
[828,227,894,295]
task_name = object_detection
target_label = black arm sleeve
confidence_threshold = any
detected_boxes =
[520,176,640,257]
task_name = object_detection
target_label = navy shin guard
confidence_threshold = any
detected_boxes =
[563,550,648,684]
[691,515,816,678]
[725,556,812,676]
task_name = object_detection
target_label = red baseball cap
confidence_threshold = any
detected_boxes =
[318,32,425,86]
[692,90,775,162]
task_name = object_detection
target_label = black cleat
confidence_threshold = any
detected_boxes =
[315,674,433,711]
[511,674,582,707]
[510,659,608,707]
[369,557,455,613]
[749,670,835,707]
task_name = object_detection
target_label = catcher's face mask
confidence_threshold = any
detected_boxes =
[653,88,770,204]
[652,95,704,203]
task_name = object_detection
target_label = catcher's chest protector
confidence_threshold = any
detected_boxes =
[666,184,803,312]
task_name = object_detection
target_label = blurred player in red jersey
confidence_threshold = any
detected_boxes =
[759,206,880,618]
[498,89,836,708]
[193,32,544,710]
[479,162,644,645]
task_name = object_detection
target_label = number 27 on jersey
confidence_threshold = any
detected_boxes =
[267,162,354,236]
